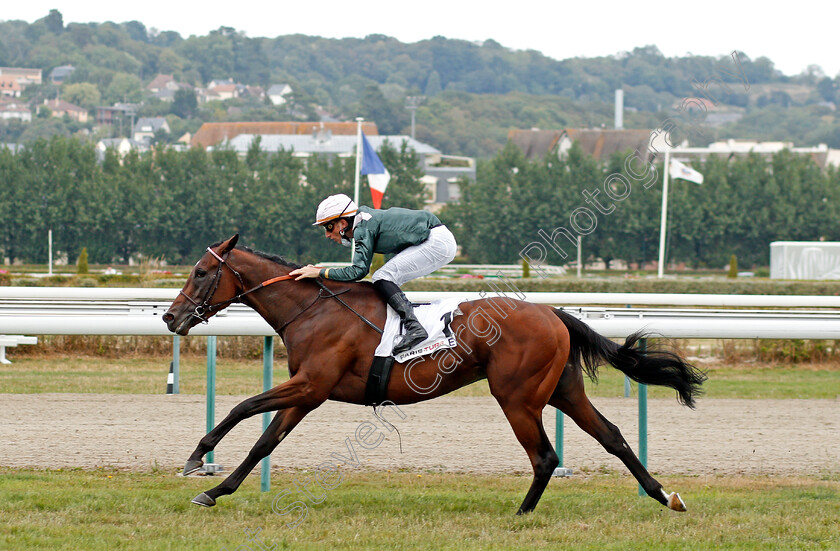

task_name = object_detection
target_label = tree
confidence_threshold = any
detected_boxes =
[44,9,63,34]
[357,84,406,135]
[77,247,89,274]
[424,71,442,96]
[105,73,143,104]
[816,77,837,103]
[172,88,198,118]
[62,83,101,110]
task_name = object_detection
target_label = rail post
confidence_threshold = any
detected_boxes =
[638,338,648,496]
[261,336,273,492]
[172,335,180,394]
[206,335,216,464]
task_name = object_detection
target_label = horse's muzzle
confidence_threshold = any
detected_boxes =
[163,310,191,335]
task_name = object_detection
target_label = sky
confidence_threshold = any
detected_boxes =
[2,1,838,78]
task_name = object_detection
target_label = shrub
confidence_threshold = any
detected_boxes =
[727,255,738,279]
[77,247,89,275]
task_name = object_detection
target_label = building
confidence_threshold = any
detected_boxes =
[267,84,292,106]
[146,74,177,93]
[0,67,42,86]
[190,121,379,149]
[210,83,237,100]
[132,117,170,141]
[95,137,148,160]
[224,131,475,205]
[42,99,89,123]
[0,103,31,122]
[508,128,659,161]
[49,65,75,84]
[95,103,139,126]
[656,140,840,169]
[0,77,24,98]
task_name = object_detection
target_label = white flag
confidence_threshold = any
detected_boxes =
[669,159,704,184]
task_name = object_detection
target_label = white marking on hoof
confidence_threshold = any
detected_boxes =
[667,492,686,512]
[278,430,287,443]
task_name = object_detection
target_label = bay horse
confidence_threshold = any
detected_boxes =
[163,235,706,514]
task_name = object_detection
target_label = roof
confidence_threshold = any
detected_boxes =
[146,74,174,90]
[507,130,563,159]
[508,128,653,161]
[225,134,441,156]
[0,67,41,76]
[562,129,653,160]
[50,65,75,78]
[267,84,291,95]
[191,121,379,148]
[44,99,85,112]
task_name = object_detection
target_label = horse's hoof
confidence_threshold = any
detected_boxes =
[183,459,204,476]
[667,492,686,512]
[191,492,216,507]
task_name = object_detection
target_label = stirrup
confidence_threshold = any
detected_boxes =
[393,327,427,354]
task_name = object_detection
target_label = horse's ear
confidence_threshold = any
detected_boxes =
[221,234,239,254]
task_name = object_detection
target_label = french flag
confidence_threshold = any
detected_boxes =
[361,133,391,209]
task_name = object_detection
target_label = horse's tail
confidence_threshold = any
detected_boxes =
[554,309,707,408]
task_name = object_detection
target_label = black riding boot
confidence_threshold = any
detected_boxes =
[374,280,428,355]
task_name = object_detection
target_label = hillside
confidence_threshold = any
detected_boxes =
[1,11,838,156]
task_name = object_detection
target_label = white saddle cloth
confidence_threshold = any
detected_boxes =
[374,297,466,362]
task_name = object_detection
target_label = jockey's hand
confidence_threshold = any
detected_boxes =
[289,265,321,280]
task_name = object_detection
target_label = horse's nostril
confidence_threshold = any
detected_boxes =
[162,312,174,323]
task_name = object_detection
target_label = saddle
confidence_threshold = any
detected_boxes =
[365,297,465,406]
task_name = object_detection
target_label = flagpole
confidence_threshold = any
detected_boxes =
[352,117,363,262]
[657,148,670,278]
[353,117,363,208]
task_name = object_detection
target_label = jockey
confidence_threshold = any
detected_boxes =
[290,193,457,354]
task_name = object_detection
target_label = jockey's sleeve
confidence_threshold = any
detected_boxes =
[318,227,373,281]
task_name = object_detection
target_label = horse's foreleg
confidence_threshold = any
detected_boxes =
[184,375,327,475]
[549,386,685,511]
[192,406,311,507]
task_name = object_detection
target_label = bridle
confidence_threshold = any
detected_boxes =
[179,247,293,324]
[179,246,383,335]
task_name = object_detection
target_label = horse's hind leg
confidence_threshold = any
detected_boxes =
[549,368,686,511]
[495,401,558,515]
[192,406,310,507]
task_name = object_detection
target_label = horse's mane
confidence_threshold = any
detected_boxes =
[208,241,302,270]
[241,246,302,270]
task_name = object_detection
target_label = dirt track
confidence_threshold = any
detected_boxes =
[1,394,838,476]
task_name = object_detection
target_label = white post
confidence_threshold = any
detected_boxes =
[48,229,53,276]
[576,235,582,278]
[657,149,670,278]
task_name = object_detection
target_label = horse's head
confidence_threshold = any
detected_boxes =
[163,234,243,335]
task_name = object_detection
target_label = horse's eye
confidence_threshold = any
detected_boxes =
[195,269,207,278]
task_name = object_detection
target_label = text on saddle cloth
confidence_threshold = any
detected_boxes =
[374,297,467,363]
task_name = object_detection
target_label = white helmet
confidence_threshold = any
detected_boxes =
[313,194,357,225]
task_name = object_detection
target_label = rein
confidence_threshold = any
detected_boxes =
[181,247,383,335]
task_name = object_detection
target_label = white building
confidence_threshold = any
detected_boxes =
[267,84,292,106]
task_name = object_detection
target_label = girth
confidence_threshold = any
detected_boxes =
[364,355,395,407]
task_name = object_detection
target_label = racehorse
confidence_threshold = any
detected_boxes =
[163,235,706,514]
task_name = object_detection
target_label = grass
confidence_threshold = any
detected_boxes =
[0,468,837,550]
[2,354,840,400]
